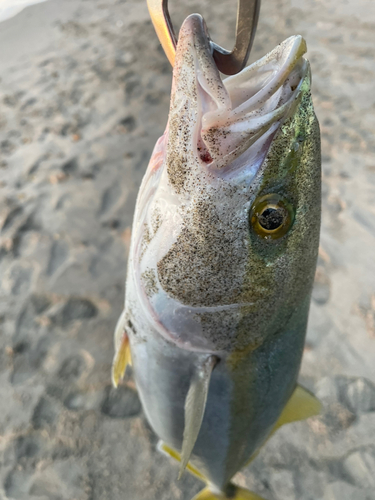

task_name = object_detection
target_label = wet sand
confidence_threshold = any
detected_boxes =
[0,0,374,499]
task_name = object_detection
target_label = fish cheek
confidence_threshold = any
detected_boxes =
[244,229,291,305]
[234,239,285,346]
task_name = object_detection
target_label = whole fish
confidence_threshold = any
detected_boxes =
[113,13,321,500]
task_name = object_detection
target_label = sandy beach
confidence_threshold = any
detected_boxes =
[0,0,374,499]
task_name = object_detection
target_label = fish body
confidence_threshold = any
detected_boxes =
[114,14,321,499]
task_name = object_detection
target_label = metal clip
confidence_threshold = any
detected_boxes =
[146,0,261,75]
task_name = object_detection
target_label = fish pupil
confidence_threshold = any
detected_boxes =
[259,207,285,230]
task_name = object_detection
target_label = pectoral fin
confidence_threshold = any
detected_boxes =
[179,355,217,479]
[111,333,132,388]
[111,311,132,388]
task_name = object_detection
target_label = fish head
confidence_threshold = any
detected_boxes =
[128,14,321,353]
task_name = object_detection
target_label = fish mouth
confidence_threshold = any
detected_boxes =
[172,14,309,181]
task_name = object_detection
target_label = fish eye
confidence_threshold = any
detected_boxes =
[250,194,294,239]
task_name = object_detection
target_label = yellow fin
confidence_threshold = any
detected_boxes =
[158,444,267,500]
[272,384,322,433]
[179,355,217,479]
[244,384,321,468]
[111,333,132,388]
[158,442,205,482]
[191,485,267,500]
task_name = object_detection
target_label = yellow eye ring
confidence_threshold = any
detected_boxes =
[250,194,294,240]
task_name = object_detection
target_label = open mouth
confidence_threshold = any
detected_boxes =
[174,16,309,181]
[216,36,309,181]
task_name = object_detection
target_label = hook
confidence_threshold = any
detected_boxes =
[146,0,261,75]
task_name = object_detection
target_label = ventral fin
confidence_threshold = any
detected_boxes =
[158,442,205,481]
[158,442,267,500]
[111,331,132,388]
[191,485,267,500]
[179,355,217,479]
[272,384,321,433]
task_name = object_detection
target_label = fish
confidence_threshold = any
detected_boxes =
[112,13,321,500]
